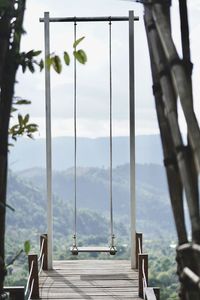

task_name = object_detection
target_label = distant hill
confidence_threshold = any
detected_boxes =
[6,170,128,245]
[15,163,174,239]
[9,135,163,171]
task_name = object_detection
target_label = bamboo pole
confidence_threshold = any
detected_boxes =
[144,9,187,244]
[151,3,200,173]
[143,2,200,299]
[144,5,200,245]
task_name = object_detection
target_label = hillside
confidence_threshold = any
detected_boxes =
[6,171,128,244]
[5,164,177,299]
[10,163,175,241]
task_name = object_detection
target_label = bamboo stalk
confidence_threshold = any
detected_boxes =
[144,2,200,298]
[151,3,200,173]
[144,6,200,245]
[144,6,188,246]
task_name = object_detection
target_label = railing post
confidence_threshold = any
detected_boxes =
[28,254,39,299]
[153,287,160,300]
[138,253,148,298]
[4,287,24,300]
[40,234,48,270]
[136,232,143,269]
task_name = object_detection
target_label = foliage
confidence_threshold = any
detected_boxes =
[9,37,87,141]
[145,240,179,300]
[4,167,179,299]
[17,49,43,73]
[23,240,31,255]
[8,98,38,143]
[46,36,87,73]
[16,164,175,238]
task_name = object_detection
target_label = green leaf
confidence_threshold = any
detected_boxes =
[18,114,23,126]
[15,99,31,105]
[28,62,35,73]
[24,240,31,255]
[21,63,26,73]
[39,59,44,71]
[52,55,62,73]
[26,50,41,58]
[33,50,42,57]
[26,50,34,59]
[73,36,85,48]
[26,124,38,133]
[24,114,30,125]
[73,49,87,64]
[11,124,19,130]
[45,56,53,69]
[64,51,70,66]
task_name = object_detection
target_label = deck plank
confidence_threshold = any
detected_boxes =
[38,260,141,300]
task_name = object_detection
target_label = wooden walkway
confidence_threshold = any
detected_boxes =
[38,260,141,300]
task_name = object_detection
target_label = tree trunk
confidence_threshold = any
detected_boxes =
[0,0,26,295]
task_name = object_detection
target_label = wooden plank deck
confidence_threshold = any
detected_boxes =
[38,260,141,300]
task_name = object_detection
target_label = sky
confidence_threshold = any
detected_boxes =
[14,0,200,138]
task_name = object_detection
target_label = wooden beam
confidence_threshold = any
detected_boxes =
[44,11,53,270]
[129,10,136,270]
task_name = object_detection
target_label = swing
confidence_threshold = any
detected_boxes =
[70,20,117,256]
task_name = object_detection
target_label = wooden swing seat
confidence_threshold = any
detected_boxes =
[70,246,117,255]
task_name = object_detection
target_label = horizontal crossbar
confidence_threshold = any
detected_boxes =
[40,16,139,23]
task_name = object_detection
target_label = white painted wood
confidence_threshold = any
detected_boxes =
[129,10,136,269]
[42,11,137,270]
[44,11,53,270]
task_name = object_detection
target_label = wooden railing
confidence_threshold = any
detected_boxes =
[5,234,48,300]
[5,232,161,299]
[136,232,160,300]
[4,286,25,299]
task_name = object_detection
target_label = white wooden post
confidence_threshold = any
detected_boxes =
[44,12,53,270]
[129,10,136,269]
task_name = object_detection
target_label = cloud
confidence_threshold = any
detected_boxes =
[15,0,200,138]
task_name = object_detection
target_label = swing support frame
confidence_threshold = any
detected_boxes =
[40,11,138,269]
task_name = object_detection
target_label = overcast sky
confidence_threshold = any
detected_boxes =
[14,0,200,138]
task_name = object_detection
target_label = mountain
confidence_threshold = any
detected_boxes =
[9,135,163,171]
[6,170,128,246]
[15,163,174,239]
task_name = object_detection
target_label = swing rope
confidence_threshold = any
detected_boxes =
[73,20,77,250]
[71,19,116,255]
